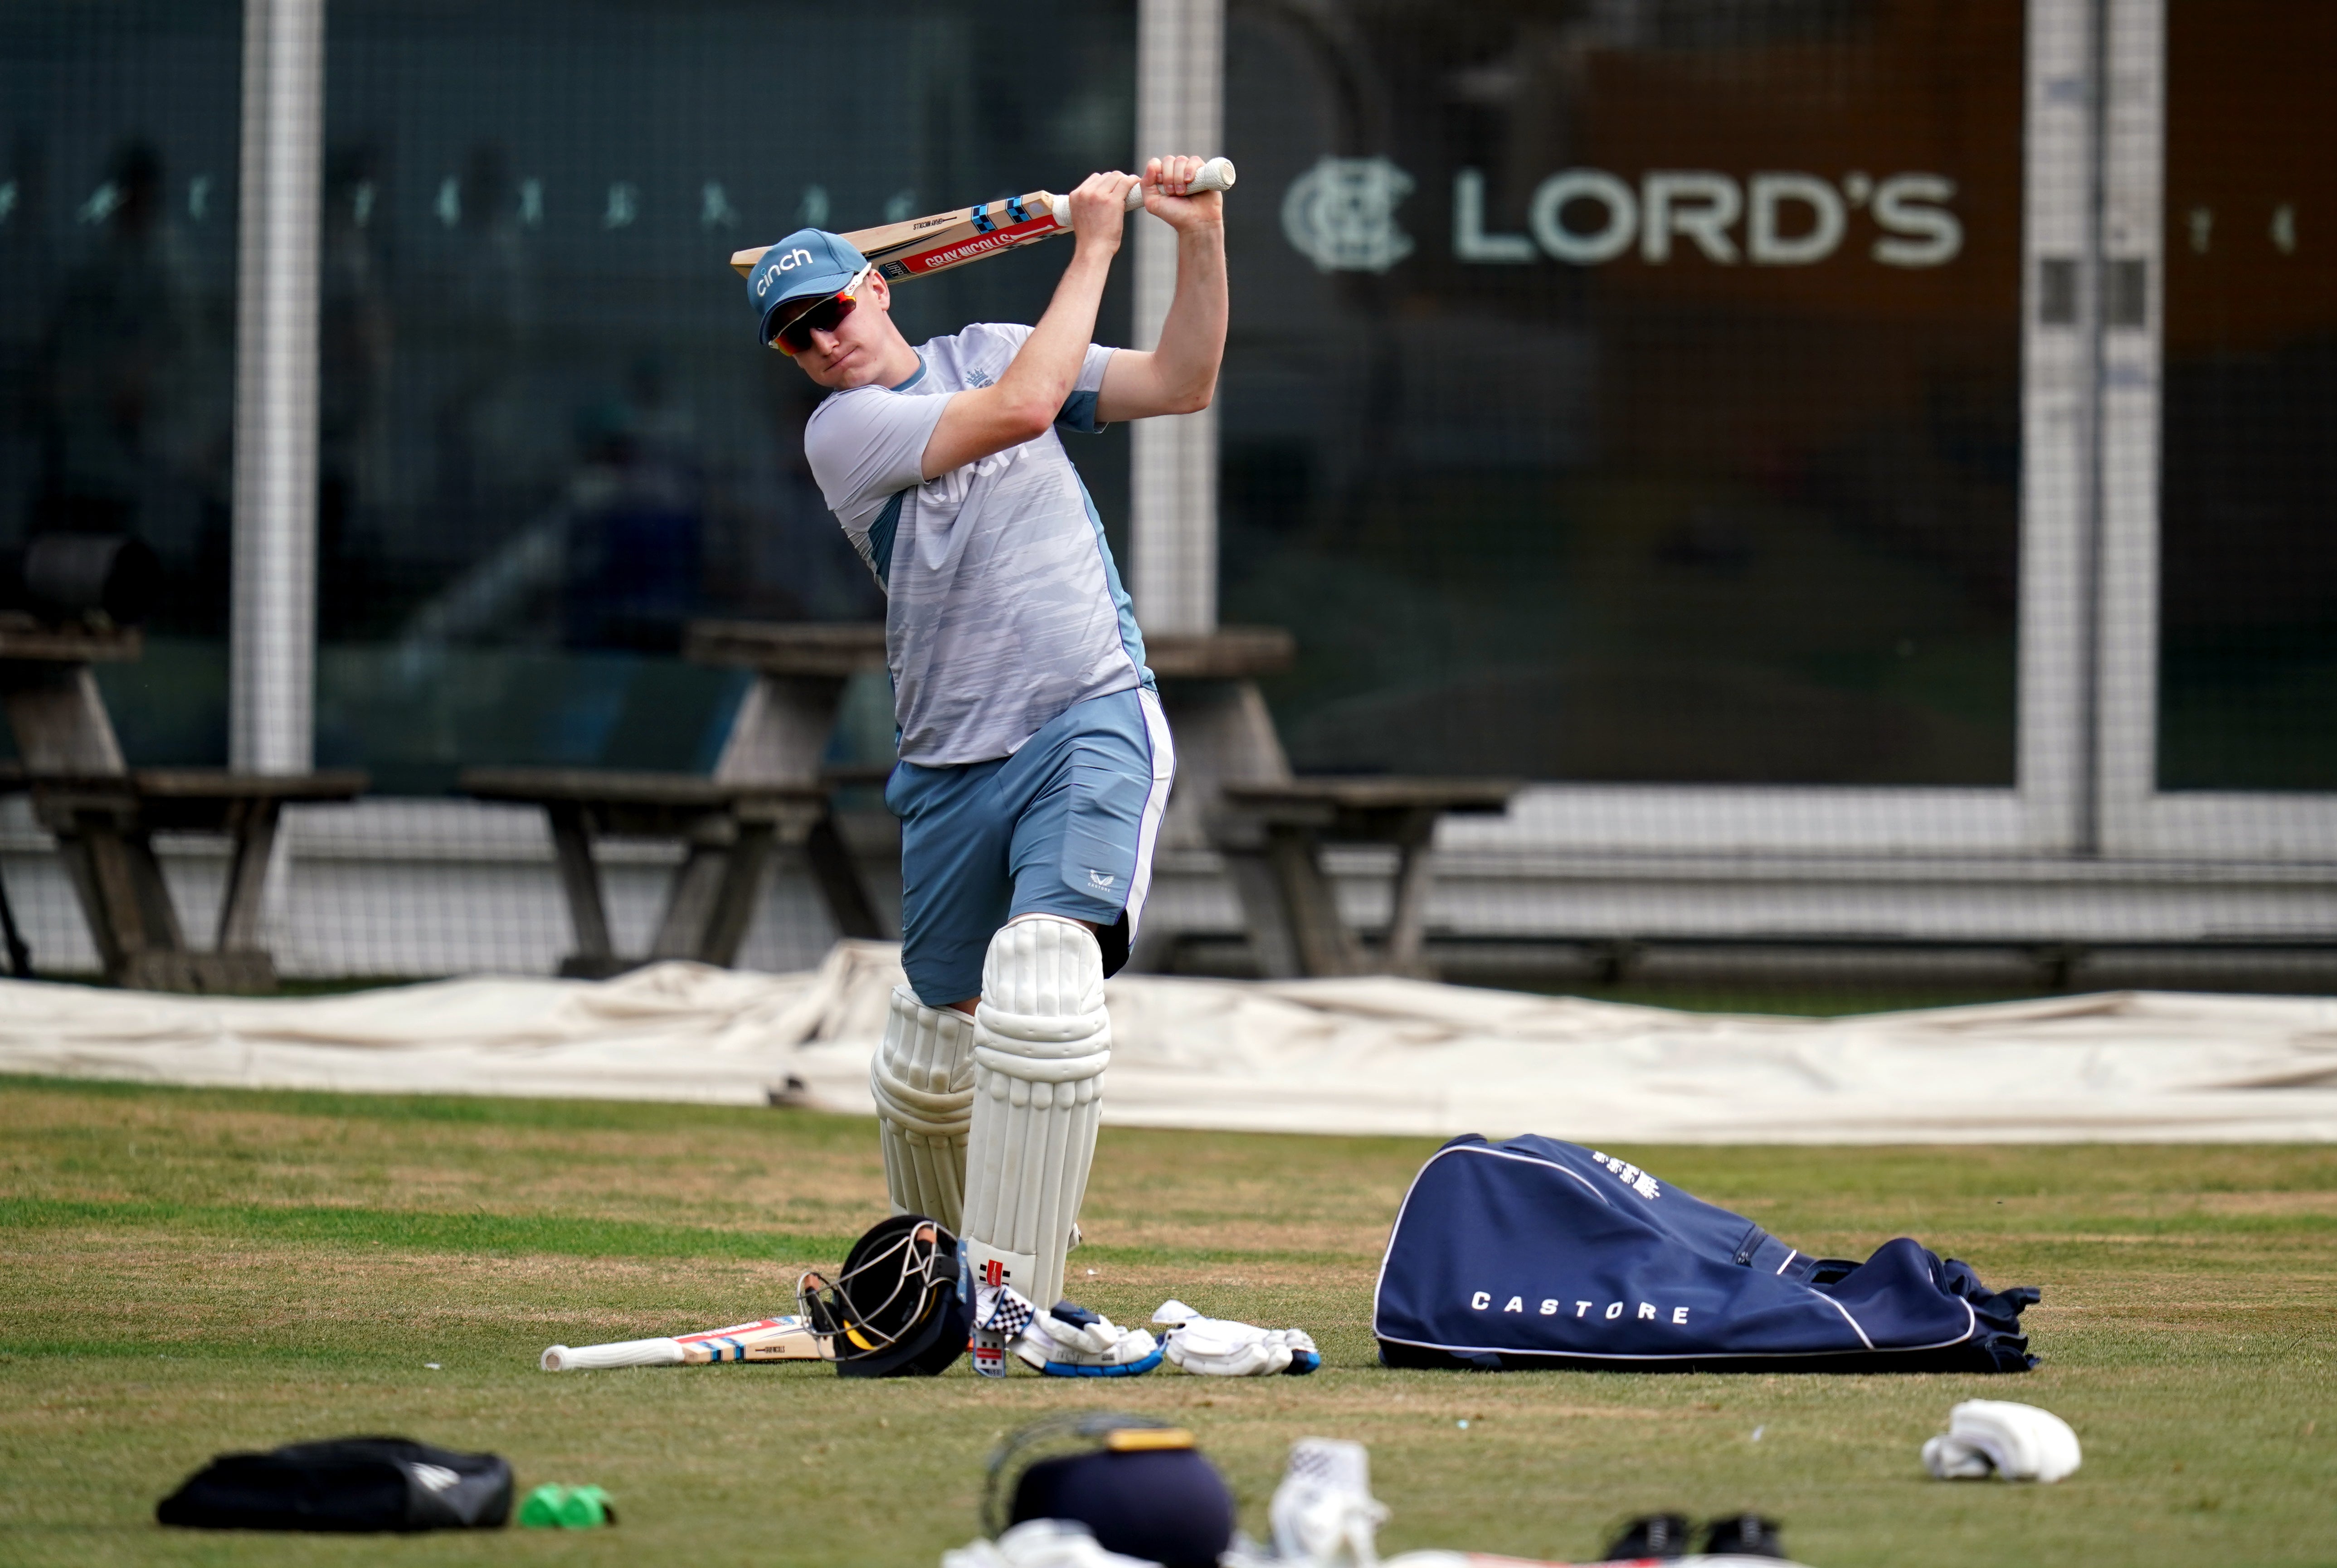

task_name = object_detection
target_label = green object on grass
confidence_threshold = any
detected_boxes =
[518,1483,616,1529]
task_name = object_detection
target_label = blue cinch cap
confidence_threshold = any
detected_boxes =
[746,227,868,342]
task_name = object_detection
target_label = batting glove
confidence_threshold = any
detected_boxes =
[1268,1438,1388,1565]
[1152,1300,1321,1376]
[1922,1399,2082,1483]
[1010,1300,1163,1378]
[943,1519,1159,1568]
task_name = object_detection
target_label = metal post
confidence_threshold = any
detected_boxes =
[230,0,324,775]
[1130,0,1224,635]
[2073,0,2108,854]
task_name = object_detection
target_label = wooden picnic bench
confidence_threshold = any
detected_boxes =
[0,618,369,992]
[459,767,883,978]
[1142,626,1299,855]
[447,625,901,980]
[1209,777,1523,979]
[1134,626,1524,977]
[682,619,1524,978]
[686,617,1306,840]
[15,768,368,991]
[686,620,889,786]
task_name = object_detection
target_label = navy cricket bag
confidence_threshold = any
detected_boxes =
[1374,1135,2039,1373]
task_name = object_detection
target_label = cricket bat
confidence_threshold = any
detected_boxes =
[540,1315,832,1371]
[729,157,1235,283]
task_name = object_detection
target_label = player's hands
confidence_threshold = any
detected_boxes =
[1066,170,1135,256]
[1142,155,1225,232]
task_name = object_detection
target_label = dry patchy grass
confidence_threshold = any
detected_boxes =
[0,1076,2332,1568]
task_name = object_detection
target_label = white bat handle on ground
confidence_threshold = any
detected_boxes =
[540,1337,685,1371]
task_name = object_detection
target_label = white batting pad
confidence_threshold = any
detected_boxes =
[960,916,1110,1313]
[869,985,977,1230]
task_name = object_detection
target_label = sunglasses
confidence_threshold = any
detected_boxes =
[769,264,874,355]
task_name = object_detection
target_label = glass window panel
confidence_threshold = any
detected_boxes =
[1220,0,2023,783]
[0,0,241,764]
[2157,1,2337,791]
[320,0,1135,794]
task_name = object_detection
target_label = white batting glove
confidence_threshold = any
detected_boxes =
[942,1519,1159,1568]
[1268,1438,1388,1566]
[1152,1300,1322,1376]
[1923,1400,2082,1483]
[1010,1301,1162,1378]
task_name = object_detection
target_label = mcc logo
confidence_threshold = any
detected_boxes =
[1283,155,1965,272]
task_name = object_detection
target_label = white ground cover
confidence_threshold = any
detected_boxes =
[3,941,2332,1141]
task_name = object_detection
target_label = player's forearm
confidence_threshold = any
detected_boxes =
[995,244,1115,424]
[920,244,1116,480]
[1146,223,1228,413]
[1094,221,1225,421]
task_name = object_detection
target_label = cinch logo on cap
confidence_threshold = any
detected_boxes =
[754,247,816,297]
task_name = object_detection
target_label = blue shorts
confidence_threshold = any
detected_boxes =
[885,686,1176,1007]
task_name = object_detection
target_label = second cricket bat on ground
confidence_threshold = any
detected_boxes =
[540,1315,831,1371]
[730,157,1235,282]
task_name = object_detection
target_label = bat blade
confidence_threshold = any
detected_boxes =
[847,190,1063,267]
[727,157,1235,279]
[866,207,1072,282]
[675,1315,832,1363]
[729,190,1060,277]
[541,1315,831,1371]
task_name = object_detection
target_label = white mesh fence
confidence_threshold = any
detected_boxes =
[0,0,2330,1003]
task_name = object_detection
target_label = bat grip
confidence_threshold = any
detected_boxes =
[541,1337,685,1371]
[1122,156,1237,210]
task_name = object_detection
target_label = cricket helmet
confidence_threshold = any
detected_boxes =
[797,1214,966,1379]
[982,1413,1236,1568]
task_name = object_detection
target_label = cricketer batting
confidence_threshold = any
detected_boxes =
[742,156,1228,1335]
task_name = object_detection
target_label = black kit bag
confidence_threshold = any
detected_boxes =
[156,1436,512,1532]
[1375,1135,2040,1373]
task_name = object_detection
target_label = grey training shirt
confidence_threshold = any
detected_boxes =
[803,323,1149,767]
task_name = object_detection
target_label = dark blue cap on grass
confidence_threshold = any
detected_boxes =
[1009,1447,1235,1568]
[746,227,868,343]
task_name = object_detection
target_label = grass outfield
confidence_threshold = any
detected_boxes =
[1,1076,2330,1566]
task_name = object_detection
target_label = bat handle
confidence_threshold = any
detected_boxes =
[1050,159,1238,224]
[1122,156,1237,210]
[541,1337,685,1371]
